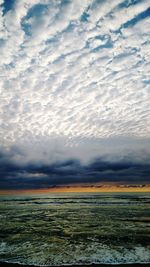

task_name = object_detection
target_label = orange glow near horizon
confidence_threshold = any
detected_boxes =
[0,184,150,195]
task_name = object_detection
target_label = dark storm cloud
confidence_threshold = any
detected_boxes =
[0,149,150,190]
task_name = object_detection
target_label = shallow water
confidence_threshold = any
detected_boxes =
[0,193,150,266]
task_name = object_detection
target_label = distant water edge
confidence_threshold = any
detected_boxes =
[0,260,150,267]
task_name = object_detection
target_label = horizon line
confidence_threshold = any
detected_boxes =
[0,184,150,195]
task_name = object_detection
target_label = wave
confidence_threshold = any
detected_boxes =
[1,243,150,266]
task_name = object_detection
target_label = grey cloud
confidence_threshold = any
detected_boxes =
[0,135,150,166]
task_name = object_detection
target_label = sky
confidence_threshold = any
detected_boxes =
[0,0,150,190]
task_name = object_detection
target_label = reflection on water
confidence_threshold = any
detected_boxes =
[0,193,150,266]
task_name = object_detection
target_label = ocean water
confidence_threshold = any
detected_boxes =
[0,192,150,266]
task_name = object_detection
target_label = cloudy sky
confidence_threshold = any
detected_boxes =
[0,0,150,189]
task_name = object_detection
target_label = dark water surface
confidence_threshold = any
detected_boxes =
[0,193,150,266]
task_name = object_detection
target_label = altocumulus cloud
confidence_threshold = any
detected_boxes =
[0,0,150,189]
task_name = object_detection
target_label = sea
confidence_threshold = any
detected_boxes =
[0,192,150,266]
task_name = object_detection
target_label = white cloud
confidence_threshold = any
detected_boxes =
[0,0,150,155]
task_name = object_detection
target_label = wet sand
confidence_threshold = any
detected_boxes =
[0,262,150,267]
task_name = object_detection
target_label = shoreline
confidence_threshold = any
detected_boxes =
[0,262,150,267]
